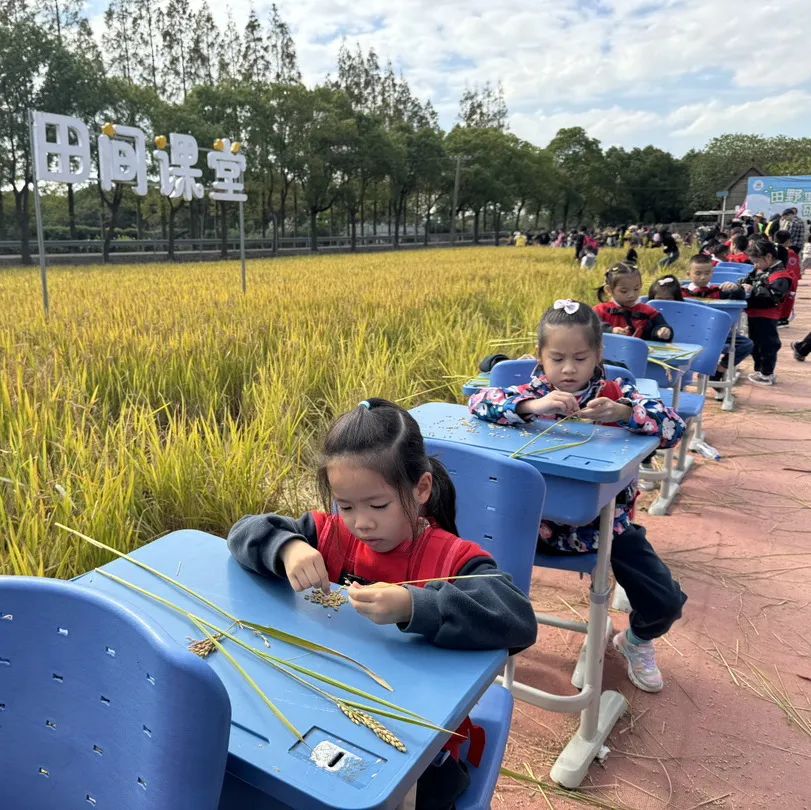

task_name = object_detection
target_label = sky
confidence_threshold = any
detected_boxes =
[86,0,811,156]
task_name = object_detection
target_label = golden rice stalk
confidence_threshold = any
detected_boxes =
[188,633,223,658]
[339,703,407,753]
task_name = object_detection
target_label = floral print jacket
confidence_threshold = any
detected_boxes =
[468,369,685,552]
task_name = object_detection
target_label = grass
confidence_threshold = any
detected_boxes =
[0,245,676,578]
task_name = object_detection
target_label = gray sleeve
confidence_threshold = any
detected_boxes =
[397,557,538,655]
[227,512,319,578]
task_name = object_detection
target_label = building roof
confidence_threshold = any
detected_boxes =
[723,165,766,191]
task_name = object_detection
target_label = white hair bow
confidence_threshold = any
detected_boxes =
[553,299,580,314]
[660,276,677,284]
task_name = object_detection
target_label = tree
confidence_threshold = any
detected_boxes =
[240,8,269,84]
[102,0,135,82]
[266,3,300,84]
[159,0,195,101]
[458,81,508,130]
[546,127,608,227]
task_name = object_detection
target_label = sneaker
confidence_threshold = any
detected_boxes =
[713,388,725,401]
[777,320,790,328]
[613,630,663,692]
[748,371,775,386]
[793,343,807,362]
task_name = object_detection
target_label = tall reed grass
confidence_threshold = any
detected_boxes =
[0,246,677,578]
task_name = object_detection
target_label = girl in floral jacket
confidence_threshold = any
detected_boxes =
[469,300,687,694]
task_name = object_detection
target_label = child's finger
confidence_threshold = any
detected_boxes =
[306,558,331,593]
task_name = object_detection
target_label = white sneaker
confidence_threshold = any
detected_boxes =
[613,631,663,692]
[748,372,775,386]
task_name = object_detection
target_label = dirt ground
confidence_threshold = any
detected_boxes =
[496,280,811,809]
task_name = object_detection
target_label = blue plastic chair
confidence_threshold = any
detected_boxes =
[715,261,753,274]
[602,333,649,379]
[423,438,545,810]
[1,576,231,810]
[646,300,733,473]
[488,358,538,388]
[711,269,747,284]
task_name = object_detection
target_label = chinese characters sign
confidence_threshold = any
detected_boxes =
[32,111,246,202]
[745,175,811,220]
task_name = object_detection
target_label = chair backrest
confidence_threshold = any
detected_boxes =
[601,333,649,378]
[424,438,545,595]
[1,576,231,810]
[488,359,538,388]
[490,359,635,389]
[711,269,746,284]
[715,261,753,274]
[646,300,734,377]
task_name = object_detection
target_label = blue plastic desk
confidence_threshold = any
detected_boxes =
[689,299,747,413]
[74,531,506,810]
[410,402,659,787]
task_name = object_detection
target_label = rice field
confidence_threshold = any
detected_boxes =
[0,246,676,579]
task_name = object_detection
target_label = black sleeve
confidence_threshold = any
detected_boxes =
[748,277,791,308]
[398,557,538,655]
[720,285,746,300]
[227,512,319,578]
[647,312,674,341]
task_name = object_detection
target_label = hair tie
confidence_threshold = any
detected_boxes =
[553,299,580,314]
[359,400,371,410]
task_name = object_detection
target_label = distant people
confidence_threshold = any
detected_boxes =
[625,246,639,266]
[727,235,750,263]
[574,227,588,262]
[580,249,597,270]
[658,228,680,268]
[782,208,806,252]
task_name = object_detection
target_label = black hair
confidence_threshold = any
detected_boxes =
[597,262,642,302]
[774,229,790,245]
[714,244,730,257]
[733,234,748,251]
[689,253,713,266]
[649,275,684,301]
[536,301,603,354]
[747,239,778,260]
[625,247,639,265]
[316,398,458,536]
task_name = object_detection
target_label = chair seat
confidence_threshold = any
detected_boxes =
[659,389,704,420]
[535,550,597,574]
[457,685,514,810]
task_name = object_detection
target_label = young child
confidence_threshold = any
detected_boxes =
[228,398,537,808]
[580,248,597,270]
[624,246,639,267]
[773,230,801,326]
[594,262,674,341]
[680,253,753,390]
[743,240,793,386]
[469,302,687,693]
[648,275,683,301]
[727,234,751,264]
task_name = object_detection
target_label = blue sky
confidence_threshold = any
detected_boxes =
[86,0,811,156]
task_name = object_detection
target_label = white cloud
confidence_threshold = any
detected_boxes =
[86,0,811,152]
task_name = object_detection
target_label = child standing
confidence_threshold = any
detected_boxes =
[594,262,674,341]
[773,230,801,326]
[228,398,537,809]
[743,240,793,386]
[469,302,687,693]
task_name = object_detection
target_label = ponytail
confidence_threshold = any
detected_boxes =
[427,457,458,535]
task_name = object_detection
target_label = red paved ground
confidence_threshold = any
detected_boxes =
[497,279,811,809]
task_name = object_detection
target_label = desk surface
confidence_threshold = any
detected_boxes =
[75,531,505,810]
[646,341,704,362]
[412,402,658,485]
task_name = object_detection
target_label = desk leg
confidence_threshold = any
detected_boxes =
[550,499,627,788]
[721,320,737,412]
[649,380,681,516]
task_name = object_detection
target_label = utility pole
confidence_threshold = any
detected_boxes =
[449,155,462,245]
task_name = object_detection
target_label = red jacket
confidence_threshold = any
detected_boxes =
[778,250,800,319]
[313,512,488,586]
[746,263,793,321]
[593,301,673,340]
[727,252,751,263]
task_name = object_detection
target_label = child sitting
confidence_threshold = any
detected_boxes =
[594,262,674,341]
[727,234,751,264]
[228,398,537,809]
[681,253,753,385]
[743,240,793,385]
[648,275,683,301]
[469,301,687,692]
[580,248,597,270]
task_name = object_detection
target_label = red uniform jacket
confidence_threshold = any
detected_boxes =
[593,301,673,340]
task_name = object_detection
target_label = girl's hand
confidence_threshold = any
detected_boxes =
[348,582,413,625]
[521,390,580,417]
[279,539,331,593]
[654,326,672,341]
[720,282,739,292]
[579,397,632,423]
[612,326,632,335]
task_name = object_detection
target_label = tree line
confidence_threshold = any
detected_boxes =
[2,0,811,263]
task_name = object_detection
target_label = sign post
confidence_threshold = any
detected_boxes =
[28,111,50,319]
[715,190,729,230]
